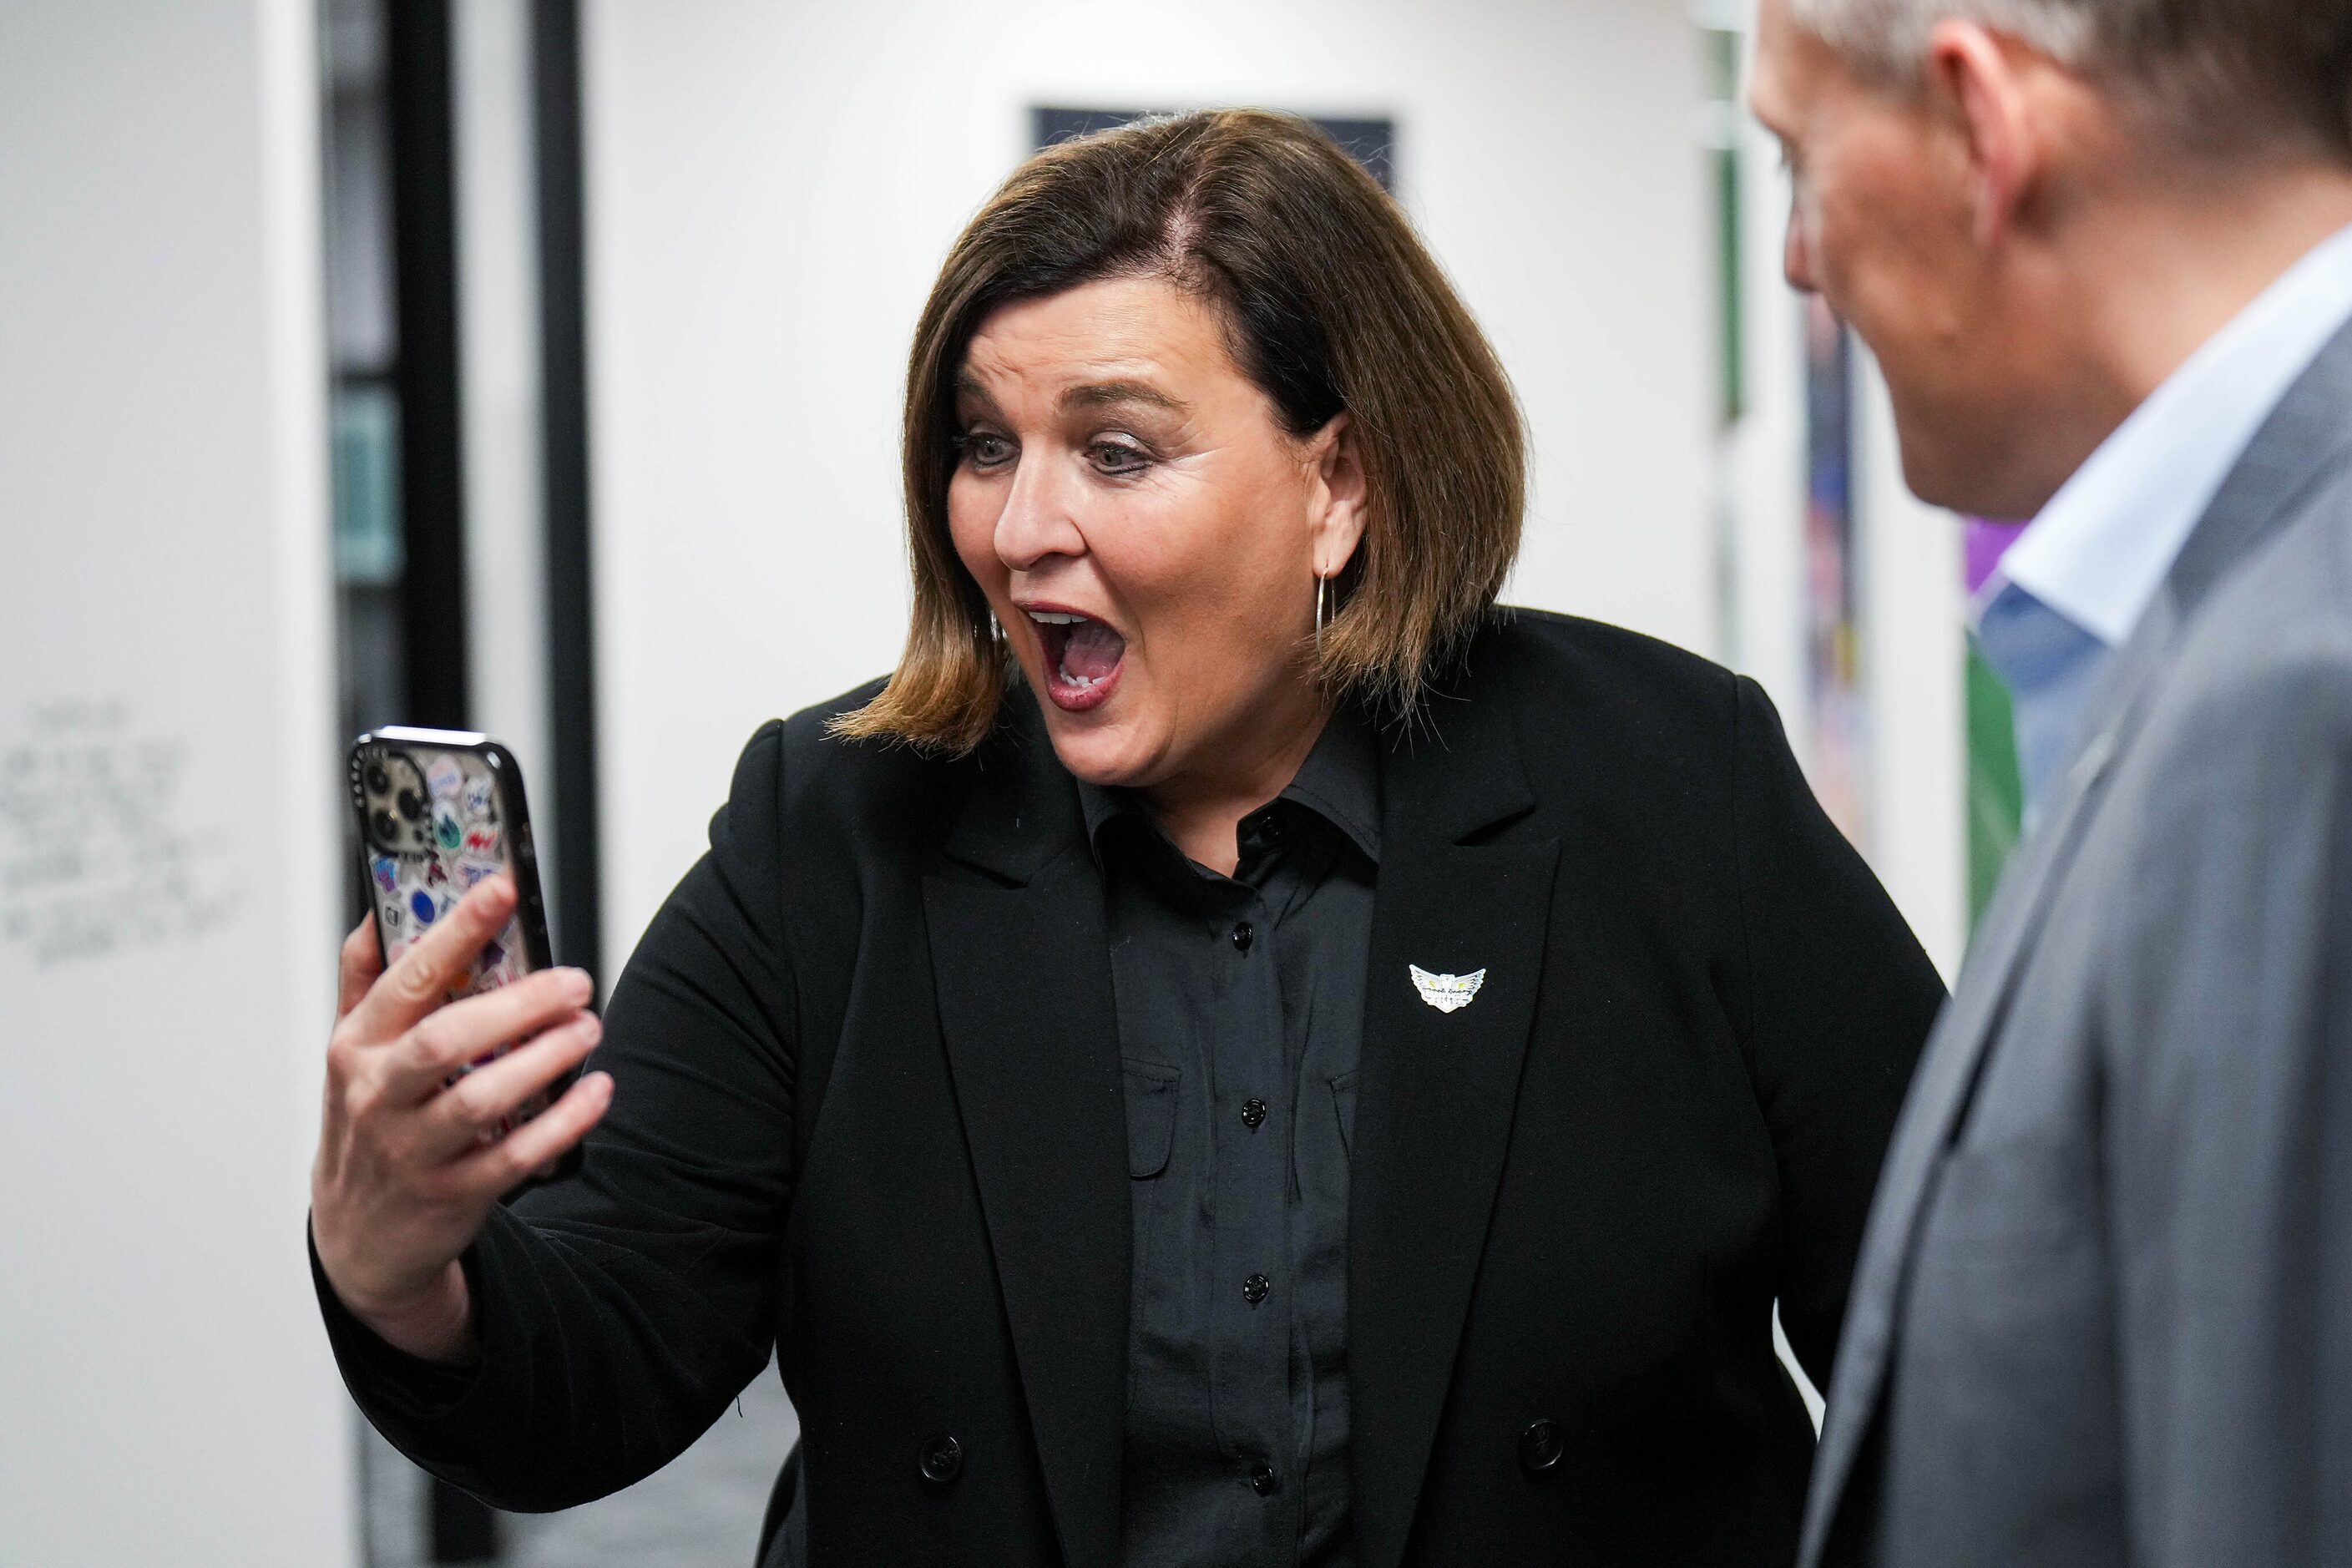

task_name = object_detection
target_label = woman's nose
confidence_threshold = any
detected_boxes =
[992,456,1086,570]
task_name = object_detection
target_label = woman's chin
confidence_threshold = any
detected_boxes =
[1039,704,1161,790]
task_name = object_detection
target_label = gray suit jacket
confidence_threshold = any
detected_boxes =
[1799,318,2352,1568]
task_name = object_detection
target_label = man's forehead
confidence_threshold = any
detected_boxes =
[1749,0,1864,132]
[1747,0,1803,126]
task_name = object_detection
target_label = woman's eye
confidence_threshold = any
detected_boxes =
[959,432,1014,469]
[1089,440,1151,476]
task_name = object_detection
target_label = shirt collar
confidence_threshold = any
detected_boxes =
[1982,220,2352,648]
[1272,701,1382,862]
[1076,701,1383,867]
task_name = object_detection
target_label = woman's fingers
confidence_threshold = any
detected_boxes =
[336,916,382,1021]
[379,965,597,1105]
[343,877,518,1040]
[413,1012,604,1161]
[451,1070,615,1198]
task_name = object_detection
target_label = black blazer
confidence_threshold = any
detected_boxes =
[326,609,1944,1567]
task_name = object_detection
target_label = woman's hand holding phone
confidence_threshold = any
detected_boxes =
[310,877,612,1365]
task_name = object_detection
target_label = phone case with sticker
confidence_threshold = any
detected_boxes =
[347,727,579,1185]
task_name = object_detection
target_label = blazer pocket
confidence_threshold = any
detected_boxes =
[1930,1135,2098,1253]
[1901,1134,2121,1523]
[1123,1060,1181,1179]
[1328,1068,1362,1158]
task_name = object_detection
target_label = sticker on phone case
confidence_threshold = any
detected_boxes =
[463,776,497,822]
[434,808,463,852]
[425,858,448,888]
[455,856,502,890]
[463,824,499,857]
[427,756,463,801]
[410,888,438,925]
[372,857,399,894]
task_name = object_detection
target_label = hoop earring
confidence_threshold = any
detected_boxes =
[1313,573,1330,660]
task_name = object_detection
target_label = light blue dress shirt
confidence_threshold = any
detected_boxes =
[1974,221,2352,819]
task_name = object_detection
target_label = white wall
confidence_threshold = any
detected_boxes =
[582,0,1714,959]
[0,3,357,1563]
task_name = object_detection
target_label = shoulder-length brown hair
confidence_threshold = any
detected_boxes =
[834,108,1525,754]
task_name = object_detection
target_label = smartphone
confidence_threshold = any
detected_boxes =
[347,727,579,1184]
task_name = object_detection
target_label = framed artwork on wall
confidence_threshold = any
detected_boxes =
[1032,107,1397,194]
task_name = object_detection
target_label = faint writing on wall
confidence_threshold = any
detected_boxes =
[0,701,241,966]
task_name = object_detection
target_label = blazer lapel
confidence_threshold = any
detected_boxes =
[1351,680,1558,1568]
[1798,315,2352,1568]
[923,699,1128,1568]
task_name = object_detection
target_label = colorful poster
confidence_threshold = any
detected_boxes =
[1803,297,1868,846]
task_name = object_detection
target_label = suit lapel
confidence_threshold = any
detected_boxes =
[1798,316,2352,1568]
[1351,678,1558,1568]
[923,697,1128,1568]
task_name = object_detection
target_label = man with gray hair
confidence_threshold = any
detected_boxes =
[1749,2,2352,1565]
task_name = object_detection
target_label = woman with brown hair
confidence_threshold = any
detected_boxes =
[311,110,1942,1566]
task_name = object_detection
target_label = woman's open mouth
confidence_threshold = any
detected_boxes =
[1024,606,1128,713]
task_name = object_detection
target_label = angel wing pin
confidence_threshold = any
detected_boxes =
[1409,964,1488,1014]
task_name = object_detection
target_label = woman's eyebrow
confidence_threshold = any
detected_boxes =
[951,375,1002,416]
[1060,379,1188,416]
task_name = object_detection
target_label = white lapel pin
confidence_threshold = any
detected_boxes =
[1409,965,1487,1014]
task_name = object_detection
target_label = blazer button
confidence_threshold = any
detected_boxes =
[1517,1419,1565,1475]
[918,1432,964,1486]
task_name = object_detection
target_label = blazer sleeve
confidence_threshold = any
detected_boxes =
[1727,676,1946,1386]
[2101,649,2352,1568]
[316,721,800,1511]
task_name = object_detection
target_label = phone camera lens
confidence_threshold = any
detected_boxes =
[365,763,391,795]
[372,808,401,844]
[397,788,426,822]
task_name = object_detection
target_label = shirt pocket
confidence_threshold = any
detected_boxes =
[1123,1059,1181,1179]
[1328,1068,1362,1158]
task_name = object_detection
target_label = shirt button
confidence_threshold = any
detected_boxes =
[918,1432,964,1485]
[1517,1419,1565,1475]
[1249,1461,1281,1496]
[1231,922,1254,953]
[1242,1272,1271,1306]
[1241,1097,1267,1129]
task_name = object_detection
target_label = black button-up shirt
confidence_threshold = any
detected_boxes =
[1079,707,1379,1568]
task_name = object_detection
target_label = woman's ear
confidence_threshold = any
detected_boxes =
[1306,412,1369,579]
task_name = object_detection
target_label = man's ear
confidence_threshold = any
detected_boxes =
[1930,20,2037,251]
[1306,413,1369,579]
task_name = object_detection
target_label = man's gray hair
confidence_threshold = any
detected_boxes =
[1791,0,2089,78]
[1789,0,2352,161]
